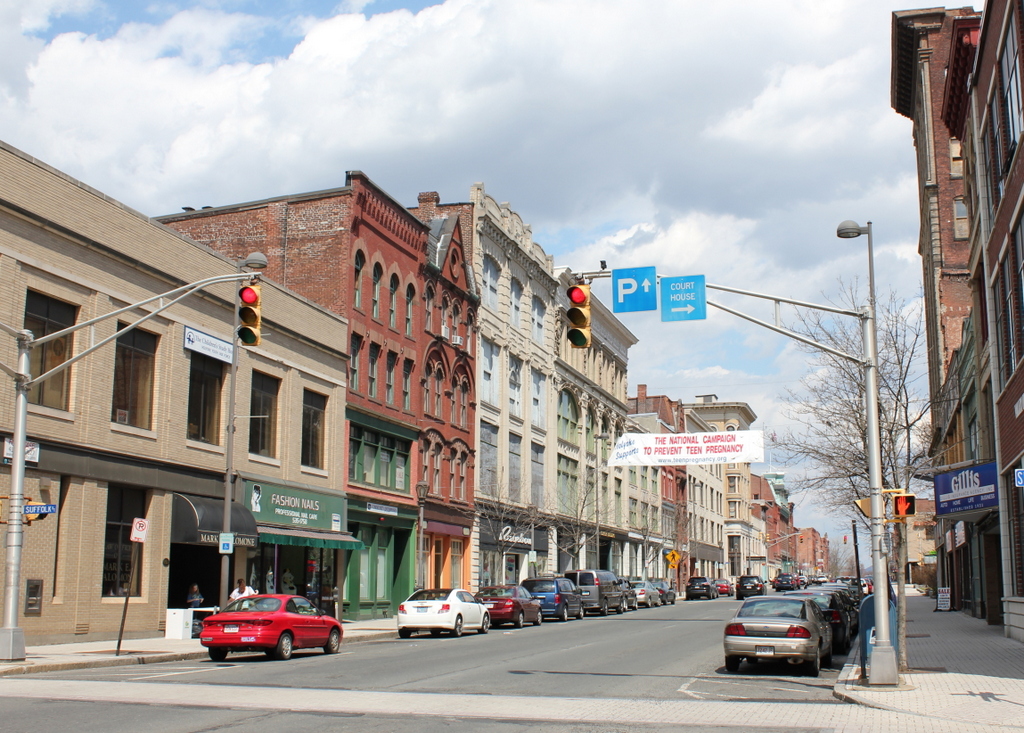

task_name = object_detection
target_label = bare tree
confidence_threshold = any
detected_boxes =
[547,462,599,572]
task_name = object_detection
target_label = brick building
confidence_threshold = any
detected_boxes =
[160,172,478,618]
[0,140,351,642]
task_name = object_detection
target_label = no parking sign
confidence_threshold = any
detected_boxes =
[129,517,148,543]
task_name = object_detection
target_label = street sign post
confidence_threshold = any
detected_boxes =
[660,275,706,321]
[611,267,658,313]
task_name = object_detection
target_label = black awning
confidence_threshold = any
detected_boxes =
[257,524,363,550]
[171,493,258,547]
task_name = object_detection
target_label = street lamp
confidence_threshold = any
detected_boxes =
[221,252,268,607]
[836,220,898,686]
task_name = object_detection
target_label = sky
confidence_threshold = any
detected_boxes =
[0,0,954,549]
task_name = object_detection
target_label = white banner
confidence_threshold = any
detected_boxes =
[608,431,765,466]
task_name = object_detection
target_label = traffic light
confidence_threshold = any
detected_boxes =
[893,493,917,518]
[799,535,804,544]
[843,535,848,544]
[565,283,592,348]
[238,282,262,346]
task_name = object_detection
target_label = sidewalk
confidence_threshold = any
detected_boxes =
[0,616,398,677]
[835,589,1024,728]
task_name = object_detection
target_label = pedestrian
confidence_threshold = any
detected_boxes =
[186,583,204,608]
[229,578,257,601]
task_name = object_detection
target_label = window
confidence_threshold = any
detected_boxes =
[557,390,579,443]
[457,452,467,500]
[402,359,413,410]
[585,410,595,453]
[482,257,500,310]
[187,352,223,443]
[530,442,545,506]
[480,422,498,496]
[629,498,638,527]
[459,380,469,427]
[1002,17,1023,155]
[450,539,463,587]
[425,287,434,333]
[353,251,365,310]
[385,351,397,404]
[24,291,76,409]
[103,485,146,596]
[509,433,522,502]
[405,285,415,336]
[389,275,399,328]
[531,369,546,427]
[111,324,157,428]
[368,343,380,398]
[510,279,523,328]
[481,338,498,405]
[371,264,383,319]
[434,365,444,416]
[249,371,280,457]
[350,335,362,392]
[531,297,546,344]
[508,355,522,417]
[349,425,411,491]
[301,390,327,469]
[556,454,578,512]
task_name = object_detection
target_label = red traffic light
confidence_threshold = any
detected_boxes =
[238,283,262,346]
[567,285,588,305]
[240,286,260,305]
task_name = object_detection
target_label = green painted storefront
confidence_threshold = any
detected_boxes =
[343,500,418,620]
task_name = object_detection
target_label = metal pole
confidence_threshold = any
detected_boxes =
[862,222,899,685]
[852,519,865,681]
[221,273,243,609]
[0,332,31,660]
[115,541,140,656]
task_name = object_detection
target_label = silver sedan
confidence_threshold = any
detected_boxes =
[722,596,833,676]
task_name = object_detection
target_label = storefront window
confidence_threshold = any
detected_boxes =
[102,485,146,596]
[451,540,463,587]
[376,547,388,599]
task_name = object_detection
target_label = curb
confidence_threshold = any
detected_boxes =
[0,630,397,678]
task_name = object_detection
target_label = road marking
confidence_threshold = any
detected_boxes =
[133,666,237,680]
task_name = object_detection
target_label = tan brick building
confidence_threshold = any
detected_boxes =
[0,141,350,643]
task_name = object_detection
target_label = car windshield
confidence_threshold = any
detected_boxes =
[688,578,708,584]
[522,580,555,592]
[740,576,759,582]
[407,589,451,601]
[630,581,646,588]
[223,597,281,613]
[478,587,514,597]
[787,593,830,610]
[737,599,806,619]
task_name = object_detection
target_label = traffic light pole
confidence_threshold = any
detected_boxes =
[0,271,254,661]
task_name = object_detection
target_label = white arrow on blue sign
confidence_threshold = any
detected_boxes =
[611,267,658,313]
[660,275,707,321]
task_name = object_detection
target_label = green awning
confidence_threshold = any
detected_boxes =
[257,525,364,550]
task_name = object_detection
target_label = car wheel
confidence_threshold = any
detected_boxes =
[399,628,413,639]
[671,597,676,605]
[822,646,833,669]
[725,655,741,673]
[478,614,490,634]
[805,646,821,677]
[274,632,294,661]
[559,604,569,623]
[514,611,525,629]
[600,600,609,616]
[323,628,342,654]
[208,648,228,662]
[617,598,625,614]
[533,610,543,626]
[576,604,585,620]
[451,615,464,637]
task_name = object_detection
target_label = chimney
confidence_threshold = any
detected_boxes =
[417,191,440,220]
[696,393,717,404]
[637,384,647,401]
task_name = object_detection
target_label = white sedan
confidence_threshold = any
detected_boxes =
[397,588,491,638]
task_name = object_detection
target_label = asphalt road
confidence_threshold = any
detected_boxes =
[0,595,855,732]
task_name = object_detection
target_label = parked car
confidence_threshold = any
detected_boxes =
[723,595,833,676]
[475,585,543,628]
[200,594,342,661]
[813,575,829,585]
[772,573,801,592]
[520,577,585,621]
[735,575,766,600]
[713,578,734,597]
[616,577,639,610]
[652,580,677,604]
[685,576,719,600]
[784,590,854,654]
[630,580,662,608]
[396,588,490,638]
[563,569,625,615]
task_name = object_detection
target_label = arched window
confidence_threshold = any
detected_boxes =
[452,303,461,341]
[441,297,450,338]
[449,447,457,499]
[557,390,579,444]
[405,284,415,336]
[450,377,459,424]
[372,264,383,319]
[585,410,596,453]
[424,366,433,414]
[425,287,435,333]
[353,251,365,310]
[434,365,444,416]
[389,274,399,328]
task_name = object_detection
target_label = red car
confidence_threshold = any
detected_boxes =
[714,579,733,596]
[475,585,543,627]
[200,594,343,661]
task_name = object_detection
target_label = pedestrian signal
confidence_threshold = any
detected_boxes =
[893,493,917,518]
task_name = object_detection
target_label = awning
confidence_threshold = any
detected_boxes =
[257,524,364,550]
[171,493,259,547]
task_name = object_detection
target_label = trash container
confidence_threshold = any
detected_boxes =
[165,608,193,639]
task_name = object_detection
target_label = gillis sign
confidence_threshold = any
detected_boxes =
[934,462,998,516]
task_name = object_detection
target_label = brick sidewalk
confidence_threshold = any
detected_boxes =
[836,592,1024,728]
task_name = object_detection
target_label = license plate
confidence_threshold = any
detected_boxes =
[487,603,495,609]
[417,607,428,613]
[225,625,239,633]
[241,636,256,642]
[755,646,774,655]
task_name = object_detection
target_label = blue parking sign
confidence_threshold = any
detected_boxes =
[611,267,658,313]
